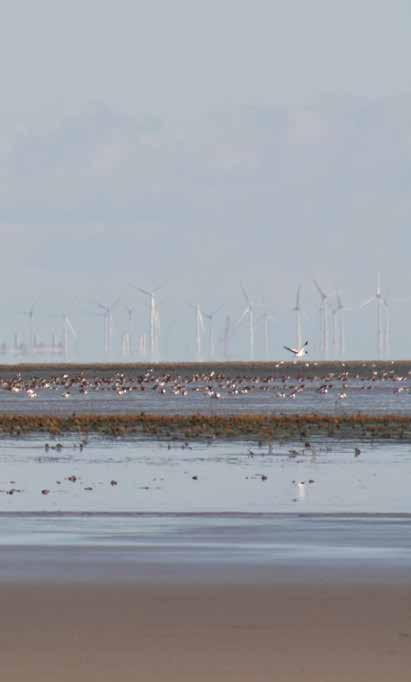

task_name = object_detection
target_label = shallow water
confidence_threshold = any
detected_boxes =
[1,383,411,415]
[0,514,410,583]
[1,436,411,514]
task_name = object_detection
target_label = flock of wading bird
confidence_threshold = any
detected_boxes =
[1,363,410,404]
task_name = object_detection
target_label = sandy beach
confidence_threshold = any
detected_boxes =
[1,580,410,681]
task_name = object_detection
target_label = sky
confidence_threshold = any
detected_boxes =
[1,0,411,361]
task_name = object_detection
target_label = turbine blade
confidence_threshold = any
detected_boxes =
[240,281,250,306]
[92,300,108,312]
[313,279,327,300]
[235,307,249,328]
[360,297,376,309]
[66,317,77,338]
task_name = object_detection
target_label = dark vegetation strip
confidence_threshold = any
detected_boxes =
[1,414,411,440]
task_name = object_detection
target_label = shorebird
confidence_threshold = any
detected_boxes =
[283,341,308,359]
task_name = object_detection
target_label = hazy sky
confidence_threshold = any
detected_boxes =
[1,0,411,116]
[1,1,411,360]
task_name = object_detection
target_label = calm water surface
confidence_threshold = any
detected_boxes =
[1,435,411,578]
[0,436,410,514]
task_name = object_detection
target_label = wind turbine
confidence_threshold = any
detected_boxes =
[292,286,303,351]
[133,284,163,362]
[203,305,223,360]
[138,333,147,359]
[188,303,205,361]
[94,299,119,356]
[126,305,134,332]
[222,315,232,361]
[333,291,352,358]
[20,304,35,354]
[51,313,77,361]
[313,280,329,359]
[236,282,261,361]
[361,273,389,359]
[13,332,22,356]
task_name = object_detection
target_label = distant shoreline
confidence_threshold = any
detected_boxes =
[0,359,410,378]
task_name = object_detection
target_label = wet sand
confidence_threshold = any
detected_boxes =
[1,581,411,681]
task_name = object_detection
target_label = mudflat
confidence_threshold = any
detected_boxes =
[1,581,411,681]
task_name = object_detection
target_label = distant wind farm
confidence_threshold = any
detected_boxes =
[0,275,396,363]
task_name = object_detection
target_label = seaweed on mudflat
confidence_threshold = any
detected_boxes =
[0,413,410,441]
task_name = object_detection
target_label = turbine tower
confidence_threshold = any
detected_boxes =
[203,305,223,360]
[51,313,77,361]
[313,280,329,359]
[223,315,232,361]
[333,291,351,358]
[20,304,35,355]
[188,303,204,362]
[121,332,130,359]
[236,282,260,361]
[361,273,389,359]
[135,285,163,362]
[95,299,119,357]
[138,333,148,359]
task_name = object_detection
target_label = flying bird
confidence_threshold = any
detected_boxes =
[283,340,308,358]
